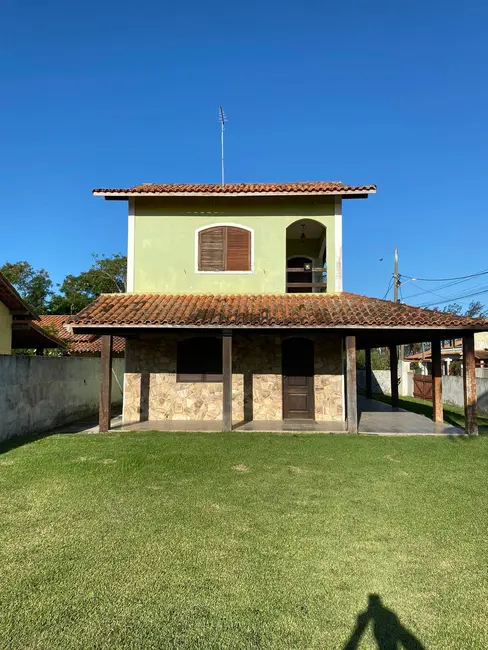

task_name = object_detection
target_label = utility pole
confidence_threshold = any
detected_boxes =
[393,247,399,303]
[393,247,404,390]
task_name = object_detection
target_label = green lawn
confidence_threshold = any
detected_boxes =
[1,431,487,649]
[372,393,488,434]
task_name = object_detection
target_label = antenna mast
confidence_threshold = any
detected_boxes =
[219,106,227,187]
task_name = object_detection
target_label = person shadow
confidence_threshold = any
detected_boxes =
[342,594,426,650]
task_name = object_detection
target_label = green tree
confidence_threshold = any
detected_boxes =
[0,261,53,313]
[356,348,390,370]
[441,301,487,318]
[49,253,127,314]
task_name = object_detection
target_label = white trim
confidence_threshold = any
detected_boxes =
[194,223,255,274]
[94,189,376,198]
[127,199,135,292]
[334,196,343,293]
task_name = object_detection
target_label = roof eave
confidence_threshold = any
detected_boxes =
[93,189,376,199]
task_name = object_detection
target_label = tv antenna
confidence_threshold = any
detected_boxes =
[219,106,227,187]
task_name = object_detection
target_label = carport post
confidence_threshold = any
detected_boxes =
[389,345,399,407]
[365,348,373,399]
[222,330,233,432]
[463,332,478,435]
[99,334,113,433]
[345,336,358,433]
[431,339,443,423]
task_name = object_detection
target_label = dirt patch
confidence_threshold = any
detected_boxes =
[100,459,117,465]
[232,464,249,472]
[384,455,401,463]
[288,466,307,474]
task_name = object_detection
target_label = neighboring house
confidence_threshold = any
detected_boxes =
[39,315,125,357]
[70,181,488,434]
[0,272,62,354]
[406,332,488,374]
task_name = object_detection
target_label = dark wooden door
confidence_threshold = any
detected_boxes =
[282,338,315,419]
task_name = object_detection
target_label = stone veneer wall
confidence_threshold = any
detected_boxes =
[123,332,343,423]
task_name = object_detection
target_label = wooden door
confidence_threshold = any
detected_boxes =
[282,338,315,419]
[413,374,433,401]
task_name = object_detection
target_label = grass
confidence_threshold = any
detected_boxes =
[1,431,487,649]
[372,393,488,434]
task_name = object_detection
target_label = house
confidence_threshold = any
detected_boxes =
[406,332,488,375]
[0,272,62,354]
[38,315,125,357]
[70,181,488,434]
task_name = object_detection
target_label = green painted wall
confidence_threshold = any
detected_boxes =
[0,302,12,355]
[133,197,336,294]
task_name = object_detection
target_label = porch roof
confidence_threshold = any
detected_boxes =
[69,292,488,332]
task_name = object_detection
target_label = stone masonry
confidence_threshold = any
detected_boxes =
[123,332,343,423]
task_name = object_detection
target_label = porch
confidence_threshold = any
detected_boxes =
[69,292,488,436]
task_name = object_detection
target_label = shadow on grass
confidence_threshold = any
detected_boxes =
[370,393,488,436]
[343,594,425,650]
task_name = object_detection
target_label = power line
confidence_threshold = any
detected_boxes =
[382,276,393,300]
[402,274,482,300]
[418,284,488,308]
[400,269,488,283]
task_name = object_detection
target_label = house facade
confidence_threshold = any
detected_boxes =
[71,181,488,434]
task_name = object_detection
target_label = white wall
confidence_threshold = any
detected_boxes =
[0,356,124,441]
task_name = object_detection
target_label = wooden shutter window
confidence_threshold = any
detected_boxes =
[198,227,225,271]
[226,227,251,271]
[198,226,251,272]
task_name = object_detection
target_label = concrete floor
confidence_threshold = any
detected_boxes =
[357,396,465,435]
[64,398,466,436]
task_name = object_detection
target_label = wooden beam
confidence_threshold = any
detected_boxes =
[345,336,358,433]
[431,339,443,424]
[389,345,399,407]
[99,334,113,432]
[365,348,372,399]
[463,333,478,435]
[222,330,232,432]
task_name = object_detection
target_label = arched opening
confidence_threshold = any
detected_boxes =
[285,219,326,293]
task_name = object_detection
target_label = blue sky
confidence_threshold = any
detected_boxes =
[1,0,487,307]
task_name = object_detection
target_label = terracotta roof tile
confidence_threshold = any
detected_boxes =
[69,293,488,330]
[38,315,125,354]
[93,181,376,197]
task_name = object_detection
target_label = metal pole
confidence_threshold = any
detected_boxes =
[221,120,225,187]
[393,247,404,391]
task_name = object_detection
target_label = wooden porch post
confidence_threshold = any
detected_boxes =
[463,332,478,435]
[345,336,358,434]
[389,344,399,407]
[222,330,232,432]
[431,339,443,423]
[99,334,113,433]
[365,348,373,399]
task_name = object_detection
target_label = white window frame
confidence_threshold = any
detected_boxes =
[194,223,255,274]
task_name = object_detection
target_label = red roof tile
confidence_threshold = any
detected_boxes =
[39,315,125,354]
[69,293,488,330]
[93,181,376,197]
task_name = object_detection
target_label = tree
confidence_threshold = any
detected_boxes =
[356,348,390,370]
[441,301,487,318]
[49,253,127,314]
[0,261,53,313]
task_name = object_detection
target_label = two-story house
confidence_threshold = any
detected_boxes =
[70,181,488,434]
